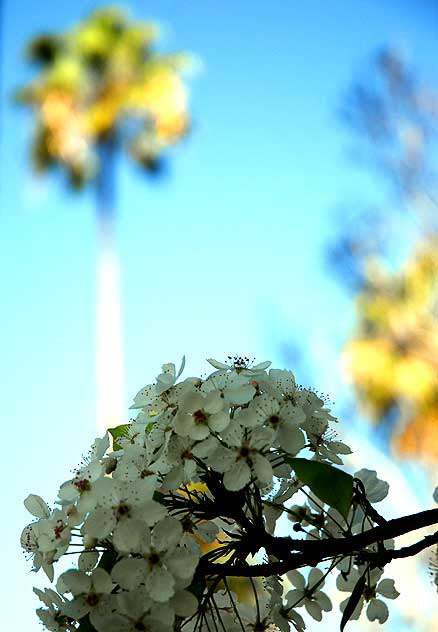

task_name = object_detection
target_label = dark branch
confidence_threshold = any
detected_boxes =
[270,507,438,558]
[360,530,438,565]
[200,508,438,578]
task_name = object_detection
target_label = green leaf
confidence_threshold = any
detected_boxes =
[145,420,155,434]
[340,569,367,631]
[186,570,206,603]
[97,550,118,573]
[108,424,130,451]
[284,457,353,520]
[77,614,97,631]
[153,490,166,504]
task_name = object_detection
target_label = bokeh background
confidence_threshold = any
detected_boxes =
[1,1,437,630]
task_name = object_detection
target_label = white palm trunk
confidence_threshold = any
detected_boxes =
[95,137,124,432]
[96,220,124,432]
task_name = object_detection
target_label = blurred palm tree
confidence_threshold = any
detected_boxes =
[328,49,438,471]
[344,238,438,466]
[17,7,192,429]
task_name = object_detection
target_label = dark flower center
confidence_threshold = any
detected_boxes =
[181,448,193,460]
[116,503,130,518]
[86,593,99,607]
[148,552,160,566]
[364,585,376,600]
[54,521,66,539]
[193,409,208,425]
[269,414,280,426]
[74,479,91,492]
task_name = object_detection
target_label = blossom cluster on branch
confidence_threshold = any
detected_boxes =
[21,356,438,631]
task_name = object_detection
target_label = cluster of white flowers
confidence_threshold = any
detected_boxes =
[22,356,415,632]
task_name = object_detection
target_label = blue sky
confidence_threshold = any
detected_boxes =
[1,1,437,629]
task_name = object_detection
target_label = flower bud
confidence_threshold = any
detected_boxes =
[105,457,118,474]
[83,534,97,549]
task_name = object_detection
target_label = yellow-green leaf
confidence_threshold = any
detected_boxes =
[285,457,353,520]
[108,424,130,451]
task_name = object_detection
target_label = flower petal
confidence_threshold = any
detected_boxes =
[367,598,389,624]
[84,509,115,539]
[206,358,229,370]
[223,461,251,491]
[112,558,146,590]
[91,568,112,594]
[208,411,230,432]
[141,499,168,526]
[60,570,91,596]
[166,547,199,580]
[146,566,175,602]
[153,516,183,552]
[62,596,90,620]
[308,568,324,588]
[315,590,332,612]
[113,519,143,553]
[24,494,50,519]
[305,600,322,621]
[377,578,399,599]
[252,454,273,485]
[170,590,198,617]
[78,550,99,572]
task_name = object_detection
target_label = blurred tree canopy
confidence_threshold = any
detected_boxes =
[329,49,438,468]
[16,6,192,188]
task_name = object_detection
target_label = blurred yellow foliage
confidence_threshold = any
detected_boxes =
[17,7,192,187]
[394,406,438,460]
[344,238,438,464]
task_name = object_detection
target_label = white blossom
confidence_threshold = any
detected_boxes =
[20,354,415,632]
[173,390,229,440]
[33,588,70,632]
[200,370,256,406]
[354,468,389,502]
[83,477,165,552]
[58,460,103,514]
[21,507,72,580]
[238,392,305,454]
[207,356,271,376]
[112,444,159,485]
[111,518,199,602]
[162,434,198,489]
[286,568,332,621]
[208,425,275,491]
[59,567,113,628]
[337,567,399,623]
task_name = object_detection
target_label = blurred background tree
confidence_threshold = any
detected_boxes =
[327,48,438,474]
[16,6,192,429]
